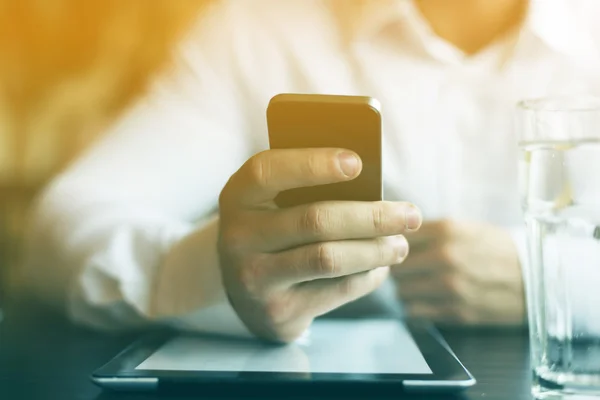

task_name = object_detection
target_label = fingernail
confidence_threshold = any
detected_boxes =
[338,152,361,178]
[404,205,422,231]
[394,235,409,261]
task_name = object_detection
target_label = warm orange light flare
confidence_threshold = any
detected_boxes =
[0,0,206,180]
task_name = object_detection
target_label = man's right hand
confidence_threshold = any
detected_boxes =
[218,148,422,342]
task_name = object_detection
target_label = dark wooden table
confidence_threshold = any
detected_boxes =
[0,299,533,400]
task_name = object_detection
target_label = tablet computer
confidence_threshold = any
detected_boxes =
[92,319,475,395]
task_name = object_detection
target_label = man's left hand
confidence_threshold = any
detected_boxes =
[392,219,526,326]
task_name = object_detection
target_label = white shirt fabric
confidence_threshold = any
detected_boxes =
[24,0,600,336]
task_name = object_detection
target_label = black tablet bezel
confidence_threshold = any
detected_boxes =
[92,319,474,387]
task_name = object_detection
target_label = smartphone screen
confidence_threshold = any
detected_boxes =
[267,94,382,208]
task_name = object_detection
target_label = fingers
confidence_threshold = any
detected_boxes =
[254,201,422,251]
[221,149,362,208]
[264,235,408,286]
[295,266,390,318]
[407,220,454,239]
[397,273,483,325]
[391,247,445,278]
[398,275,469,324]
[397,274,454,302]
[394,256,469,304]
[403,292,525,326]
[404,219,455,249]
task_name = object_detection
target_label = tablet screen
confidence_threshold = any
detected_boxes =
[136,320,432,374]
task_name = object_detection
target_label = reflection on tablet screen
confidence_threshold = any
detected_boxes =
[136,320,432,374]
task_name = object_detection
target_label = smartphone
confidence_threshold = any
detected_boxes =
[267,93,382,208]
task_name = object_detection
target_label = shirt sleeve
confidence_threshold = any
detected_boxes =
[23,5,255,337]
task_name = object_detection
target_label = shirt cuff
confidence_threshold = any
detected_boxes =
[152,215,253,338]
[166,298,253,337]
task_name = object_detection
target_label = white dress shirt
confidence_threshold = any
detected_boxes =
[24,0,600,336]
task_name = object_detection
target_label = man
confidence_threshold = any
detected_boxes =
[25,0,600,341]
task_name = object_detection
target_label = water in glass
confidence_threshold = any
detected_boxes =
[521,138,600,398]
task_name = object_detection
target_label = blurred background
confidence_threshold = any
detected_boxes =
[0,0,207,303]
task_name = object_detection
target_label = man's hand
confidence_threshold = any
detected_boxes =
[218,148,422,342]
[393,220,525,326]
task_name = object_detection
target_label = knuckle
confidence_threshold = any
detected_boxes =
[264,298,290,325]
[339,275,358,297]
[306,150,338,178]
[377,237,390,264]
[302,204,330,237]
[306,152,323,178]
[247,153,270,189]
[311,243,338,277]
[371,203,387,233]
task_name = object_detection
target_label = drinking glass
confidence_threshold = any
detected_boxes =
[517,96,600,399]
